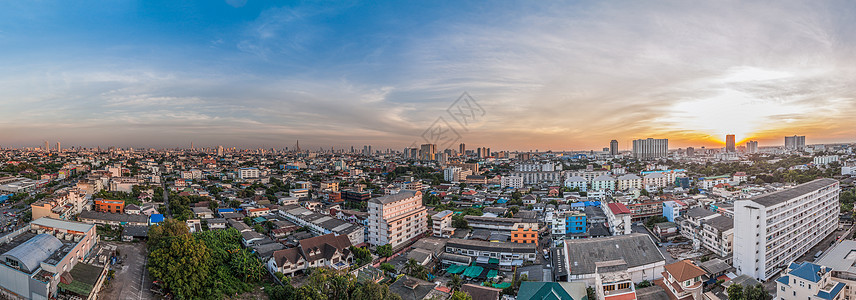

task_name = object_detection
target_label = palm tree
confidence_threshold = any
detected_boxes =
[404,258,419,276]
[449,274,463,292]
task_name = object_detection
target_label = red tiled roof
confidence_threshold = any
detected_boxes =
[607,203,631,215]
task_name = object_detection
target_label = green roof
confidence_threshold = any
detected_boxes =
[446,265,466,274]
[492,282,511,289]
[517,282,587,300]
[488,258,499,264]
[57,263,104,297]
[487,269,498,278]
[252,216,267,223]
[463,266,484,278]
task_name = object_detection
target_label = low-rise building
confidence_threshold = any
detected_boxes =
[659,260,707,300]
[0,218,98,299]
[267,233,353,276]
[444,238,536,270]
[604,203,632,235]
[94,198,125,213]
[431,210,455,238]
[78,211,149,227]
[561,233,666,285]
[776,262,845,300]
[278,205,365,246]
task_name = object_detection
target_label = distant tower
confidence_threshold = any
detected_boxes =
[217,145,224,156]
[56,142,61,153]
[294,140,301,152]
[190,141,194,150]
[610,140,618,155]
[746,141,759,153]
[726,135,736,152]
[44,140,49,152]
[459,143,466,155]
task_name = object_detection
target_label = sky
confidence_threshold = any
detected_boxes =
[1,1,856,151]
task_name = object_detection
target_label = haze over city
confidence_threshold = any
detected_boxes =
[2,1,856,150]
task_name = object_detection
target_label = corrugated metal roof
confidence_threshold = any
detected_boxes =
[1,233,63,273]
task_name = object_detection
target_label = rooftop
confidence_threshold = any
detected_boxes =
[369,190,419,205]
[749,178,838,207]
[816,240,856,273]
[564,233,665,275]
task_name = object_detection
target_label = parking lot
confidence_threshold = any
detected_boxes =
[99,242,154,300]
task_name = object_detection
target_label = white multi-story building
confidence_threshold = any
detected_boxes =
[734,178,839,281]
[700,215,734,257]
[642,172,668,190]
[367,190,428,249]
[510,171,564,184]
[564,176,587,192]
[238,167,260,179]
[814,155,839,166]
[604,203,632,235]
[432,210,455,238]
[566,171,610,184]
[501,176,523,189]
[591,175,616,191]
[616,174,642,191]
[632,138,668,159]
[443,167,462,182]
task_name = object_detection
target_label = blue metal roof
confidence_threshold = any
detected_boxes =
[789,262,829,283]
[817,282,845,300]
[776,275,790,286]
[149,214,164,224]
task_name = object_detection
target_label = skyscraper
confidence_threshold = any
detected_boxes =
[631,138,668,159]
[609,140,618,155]
[725,134,735,152]
[746,140,758,153]
[56,142,61,153]
[686,147,694,157]
[784,135,806,150]
[217,145,224,156]
[44,140,49,152]
[459,143,466,156]
[420,144,436,160]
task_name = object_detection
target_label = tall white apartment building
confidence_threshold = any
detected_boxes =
[367,190,428,249]
[238,167,260,179]
[632,138,668,159]
[733,178,839,281]
[443,167,462,182]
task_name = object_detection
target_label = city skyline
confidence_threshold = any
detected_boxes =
[3,1,856,149]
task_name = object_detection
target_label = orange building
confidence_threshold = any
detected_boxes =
[510,223,539,246]
[94,199,125,213]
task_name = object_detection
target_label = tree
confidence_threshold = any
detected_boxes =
[380,262,396,274]
[376,244,393,257]
[452,215,469,229]
[449,291,472,300]
[147,229,211,299]
[449,274,463,292]
[727,284,744,300]
[350,246,373,266]
[403,258,420,276]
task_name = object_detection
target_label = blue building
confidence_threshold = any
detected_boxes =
[663,200,684,222]
[566,213,586,234]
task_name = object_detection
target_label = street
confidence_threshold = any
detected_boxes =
[99,242,154,300]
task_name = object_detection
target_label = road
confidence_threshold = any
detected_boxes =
[161,179,170,217]
[99,243,153,300]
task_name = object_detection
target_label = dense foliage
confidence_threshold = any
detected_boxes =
[266,268,402,300]
[147,219,266,299]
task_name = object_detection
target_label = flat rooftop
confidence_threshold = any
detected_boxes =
[749,178,837,207]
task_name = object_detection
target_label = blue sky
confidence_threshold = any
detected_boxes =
[2,1,856,150]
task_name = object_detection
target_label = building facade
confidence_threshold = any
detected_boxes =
[734,178,839,281]
[367,190,428,249]
[632,138,668,159]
